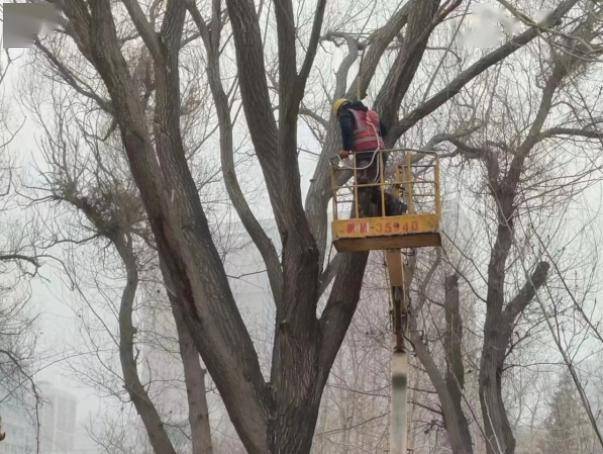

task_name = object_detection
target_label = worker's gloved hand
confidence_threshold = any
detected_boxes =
[338,149,351,159]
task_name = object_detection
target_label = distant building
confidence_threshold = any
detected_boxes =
[38,381,78,453]
[0,385,37,454]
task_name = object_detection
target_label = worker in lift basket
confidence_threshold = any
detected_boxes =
[333,98,406,217]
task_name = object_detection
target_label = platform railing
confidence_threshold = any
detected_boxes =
[331,149,441,222]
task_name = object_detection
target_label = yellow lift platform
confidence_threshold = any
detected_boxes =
[331,149,442,252]
[330,149,442,454]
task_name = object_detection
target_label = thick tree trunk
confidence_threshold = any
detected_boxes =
[443,274,474,454]
[268,256,368,454]
[270,314,322,454]
[270,381,323,454]
[270,235,322,454]
[479,333,515,454]
[478,191,516,454]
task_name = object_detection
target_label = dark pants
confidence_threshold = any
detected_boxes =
[354,152,406,218]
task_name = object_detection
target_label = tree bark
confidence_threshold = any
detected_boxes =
[172,302,213,454]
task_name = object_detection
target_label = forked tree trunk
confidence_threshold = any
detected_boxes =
[47,1,580,453]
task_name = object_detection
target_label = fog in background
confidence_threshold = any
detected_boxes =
[1,1,603,453]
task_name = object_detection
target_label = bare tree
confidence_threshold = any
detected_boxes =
[27,90,216,454]
[28,0,592,452]
[0,41,43,453]
[400,6,603,454]
[542,373,595,453]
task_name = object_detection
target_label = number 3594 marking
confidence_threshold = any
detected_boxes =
[374,220,419,234]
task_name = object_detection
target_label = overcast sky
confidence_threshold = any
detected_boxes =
[2,3,603,451]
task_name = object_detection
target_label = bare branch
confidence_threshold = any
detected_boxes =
[0,254,40,268]
[35,41,112,113]
[187,0,284,305]
[390,0,582,141]
[297,0,327,96]
[539,126,603,141]
[121,0,163,62]
[503,261,550,329]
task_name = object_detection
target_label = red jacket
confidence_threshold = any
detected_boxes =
[348,108,385,152]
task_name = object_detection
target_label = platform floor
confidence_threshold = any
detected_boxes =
[332,213,441,252]
[333,232,441,252]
